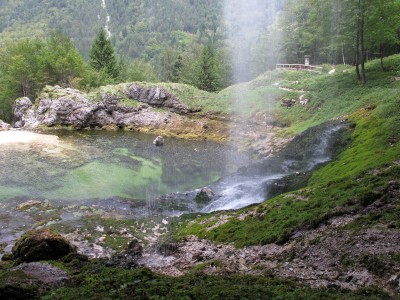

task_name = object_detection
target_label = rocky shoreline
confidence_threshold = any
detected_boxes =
[9,84,292,157]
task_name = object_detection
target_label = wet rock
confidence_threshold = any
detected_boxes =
[0,120,10,131]
[153,136,165,146]
[126,239,143,257]
[195,187,215,205]
[12,228,76,263]
[15,200,42,211]
[12,262,69,287]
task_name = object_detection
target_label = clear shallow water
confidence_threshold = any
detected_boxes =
[0,130,248,203]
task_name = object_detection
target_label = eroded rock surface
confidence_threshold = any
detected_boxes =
[13,85,194,130]
[125,84,195,114]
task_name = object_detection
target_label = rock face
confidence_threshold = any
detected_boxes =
[13,85,195,130]
[0,119,10,131]
[125,84,193,114]
[12,228,76,263]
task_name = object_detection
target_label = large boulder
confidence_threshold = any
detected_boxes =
[11,228,76,263]
[13,97,36,128]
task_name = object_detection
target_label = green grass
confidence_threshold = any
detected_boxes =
[173,54,400,248]
[40,265,390,300]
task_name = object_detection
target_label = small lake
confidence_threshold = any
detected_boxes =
[0,130,249,203]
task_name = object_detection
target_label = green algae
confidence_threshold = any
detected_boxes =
[45,160,163,200]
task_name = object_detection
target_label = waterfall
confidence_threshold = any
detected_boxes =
[100,0,111,39]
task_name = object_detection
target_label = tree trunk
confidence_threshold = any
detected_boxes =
[342,43,346,65]
[355,13,361,81]
[360,7,366,84]
[380,45,384,71]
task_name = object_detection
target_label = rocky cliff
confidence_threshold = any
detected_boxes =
[13,84,196,130]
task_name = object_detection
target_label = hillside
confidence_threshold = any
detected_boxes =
[1,56,398,299]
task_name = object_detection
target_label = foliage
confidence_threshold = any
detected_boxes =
[89,29,120,80]
[0,34,88,121]
[195,44,222,92]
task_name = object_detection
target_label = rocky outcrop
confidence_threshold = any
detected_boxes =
[125,84,195,114]
[12,228,76,263]
[13,85,196,130]
[0,119,10,131]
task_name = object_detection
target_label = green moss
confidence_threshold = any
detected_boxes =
[40,266,391,300]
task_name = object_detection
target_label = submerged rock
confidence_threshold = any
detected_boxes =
[153,135,165,146]
[11,228,76,263]
[15,200,42,211]
[195,187,215,205]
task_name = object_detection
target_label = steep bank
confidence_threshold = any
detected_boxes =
[161,56,400,293]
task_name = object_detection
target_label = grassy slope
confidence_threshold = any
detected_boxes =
[38,263,390,300]
[174,55,400,247]
[9,56,399,300]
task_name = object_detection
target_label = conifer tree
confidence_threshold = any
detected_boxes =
[196,45,221,92]
[89,29,120,79]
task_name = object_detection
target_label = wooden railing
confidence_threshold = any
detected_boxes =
[276,64,322,72]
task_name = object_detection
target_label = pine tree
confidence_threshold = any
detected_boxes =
[196,45,221,92]
[89,29,120,79]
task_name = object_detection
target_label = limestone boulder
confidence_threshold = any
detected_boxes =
[13,97,36,128]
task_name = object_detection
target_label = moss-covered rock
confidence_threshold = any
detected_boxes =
[12,228,76,263]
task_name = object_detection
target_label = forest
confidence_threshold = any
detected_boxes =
[0,0,399,120]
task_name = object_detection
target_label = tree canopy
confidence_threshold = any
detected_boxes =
[89,29,120,79]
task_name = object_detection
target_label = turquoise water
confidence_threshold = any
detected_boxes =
[0,131,246,202]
